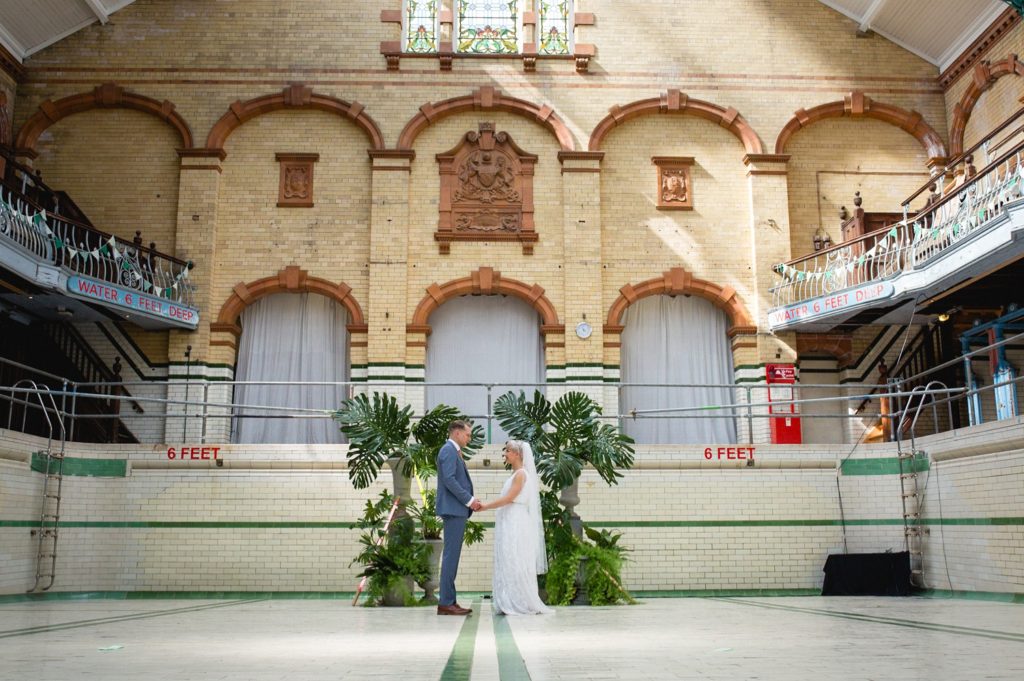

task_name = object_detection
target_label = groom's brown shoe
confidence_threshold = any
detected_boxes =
[437,604,472,616]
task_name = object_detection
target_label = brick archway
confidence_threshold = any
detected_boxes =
[408,267,562,336]
[15,83,193,155]
[205,84,385,152]
[212,266,367,339]
[588,89,764,154]
[950,56,1024,156]
[605,268,756,338]
[774,91,947,161]
[397,86,575,151]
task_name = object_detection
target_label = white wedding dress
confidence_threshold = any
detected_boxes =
[492,468,554,615]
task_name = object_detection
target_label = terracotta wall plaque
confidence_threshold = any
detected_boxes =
[652,156,695,210]
[276,152,320,207]
[435,122,538,254]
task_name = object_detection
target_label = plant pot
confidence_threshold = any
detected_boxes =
[382,576,415,607]
[417,538,444,604]
[387,457,413,521]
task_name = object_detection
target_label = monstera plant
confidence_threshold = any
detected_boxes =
[493,390,635,492]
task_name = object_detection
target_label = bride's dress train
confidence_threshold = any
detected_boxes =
[492,469,554,615]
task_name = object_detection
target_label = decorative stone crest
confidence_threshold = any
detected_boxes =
[275,152,319,208]
[652,156,695,210]
[436,123,538,254]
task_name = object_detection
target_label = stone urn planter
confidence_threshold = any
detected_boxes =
[417,538,444,604]
[382,577,415,607]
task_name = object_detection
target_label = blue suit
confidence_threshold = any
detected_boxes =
[436,439,474,606]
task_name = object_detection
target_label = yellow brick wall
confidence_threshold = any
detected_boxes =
[785,117,932,257]
[599,115,754,317]
[9,0,952,371]
[213,109,372,326]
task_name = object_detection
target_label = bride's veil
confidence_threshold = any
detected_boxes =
[519,441,548,574]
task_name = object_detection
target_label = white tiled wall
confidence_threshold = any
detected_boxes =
[1,420,1022,596]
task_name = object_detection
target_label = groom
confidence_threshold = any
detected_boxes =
[436,419,481,616]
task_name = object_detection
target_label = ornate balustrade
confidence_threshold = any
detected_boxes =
[0,179,194,309]
[771,141,1024,313]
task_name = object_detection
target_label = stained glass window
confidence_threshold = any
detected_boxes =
[538,0,572,55]
[456,1,520,54]
[405,0,438,53]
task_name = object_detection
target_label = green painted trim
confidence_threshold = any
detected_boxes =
[916,589,1024,604]
[3,518,1022,530]
[0,591,354,604]
[366,376,412,381]
[841,454,929,476]
[493,607,532,680]
[367,362,408,367]
[713,597,1024,642]
[30,453,126,478]
[0,520,359,529]
[439,598,482,681]
[565,362,605,367]
[734,363,768,371]
[167,361,234,370]
[166,374,233,381]
[350,363,368,369]
[635,588,819,598]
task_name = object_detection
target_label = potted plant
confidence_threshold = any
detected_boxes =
[351,491,431,606]
[494,390,636,605]
[333,394,488,605]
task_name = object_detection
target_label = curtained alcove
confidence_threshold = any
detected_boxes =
[232,292,349,444]
[620,294,736,444]
[425,294,544,443]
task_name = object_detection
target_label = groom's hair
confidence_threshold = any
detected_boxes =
[448,419,471,435]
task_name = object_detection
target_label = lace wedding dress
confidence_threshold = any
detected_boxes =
[492,468,554,615]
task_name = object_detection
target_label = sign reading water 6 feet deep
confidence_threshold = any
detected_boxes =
[67,275,199,328]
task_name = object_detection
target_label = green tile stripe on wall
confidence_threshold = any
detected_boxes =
[30,453,127,478]
[2,518,1021,530]
[840,454,930,476]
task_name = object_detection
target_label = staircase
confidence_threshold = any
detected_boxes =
[0,319,141,443]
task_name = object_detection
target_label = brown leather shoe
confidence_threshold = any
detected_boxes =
[437,604,472,616]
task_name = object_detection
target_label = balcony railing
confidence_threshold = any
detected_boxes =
[0,160,194,309]
[771,107,1024,316]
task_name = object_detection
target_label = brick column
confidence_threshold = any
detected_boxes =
[557,152,606,412]
[168,149,230,442]
[368,150,417,409]
[741,154,798,443]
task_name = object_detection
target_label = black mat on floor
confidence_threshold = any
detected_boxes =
[821,551,911,596]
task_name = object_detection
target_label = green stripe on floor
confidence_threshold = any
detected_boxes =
[493,611,532,680]
[440,598,482,681]
[0,598,266,639]
[712,597,1024,642]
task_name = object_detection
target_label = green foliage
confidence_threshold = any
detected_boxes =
[350,491,431,607]
[332,394,484,488]
[539,490,634,606]
[494,390,635,490]
[333,393,412,489]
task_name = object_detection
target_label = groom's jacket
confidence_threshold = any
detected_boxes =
[436,440,474,518]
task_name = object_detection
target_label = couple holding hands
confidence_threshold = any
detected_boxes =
[435,420,553,616]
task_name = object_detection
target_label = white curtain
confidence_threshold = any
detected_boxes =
[425,295,544,443]
[232,293,349,444]
[621,295,736,444]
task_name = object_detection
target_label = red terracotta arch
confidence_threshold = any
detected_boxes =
[397,86,575,151]
[588,89,764,155]
[213,265,367,337]
[408,267,562,335]
[205,84,385,152]
[774,91,947,161]
[15,83,193,154]
[605,268,756,338]
[950,56,1024,157]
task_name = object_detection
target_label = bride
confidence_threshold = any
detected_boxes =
[479,440,554,615]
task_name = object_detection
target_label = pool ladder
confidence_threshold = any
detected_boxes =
[21,381,67,592]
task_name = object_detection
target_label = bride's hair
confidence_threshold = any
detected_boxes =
[503,440,524,454]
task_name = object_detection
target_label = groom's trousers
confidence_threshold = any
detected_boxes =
[439,515,467,606]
